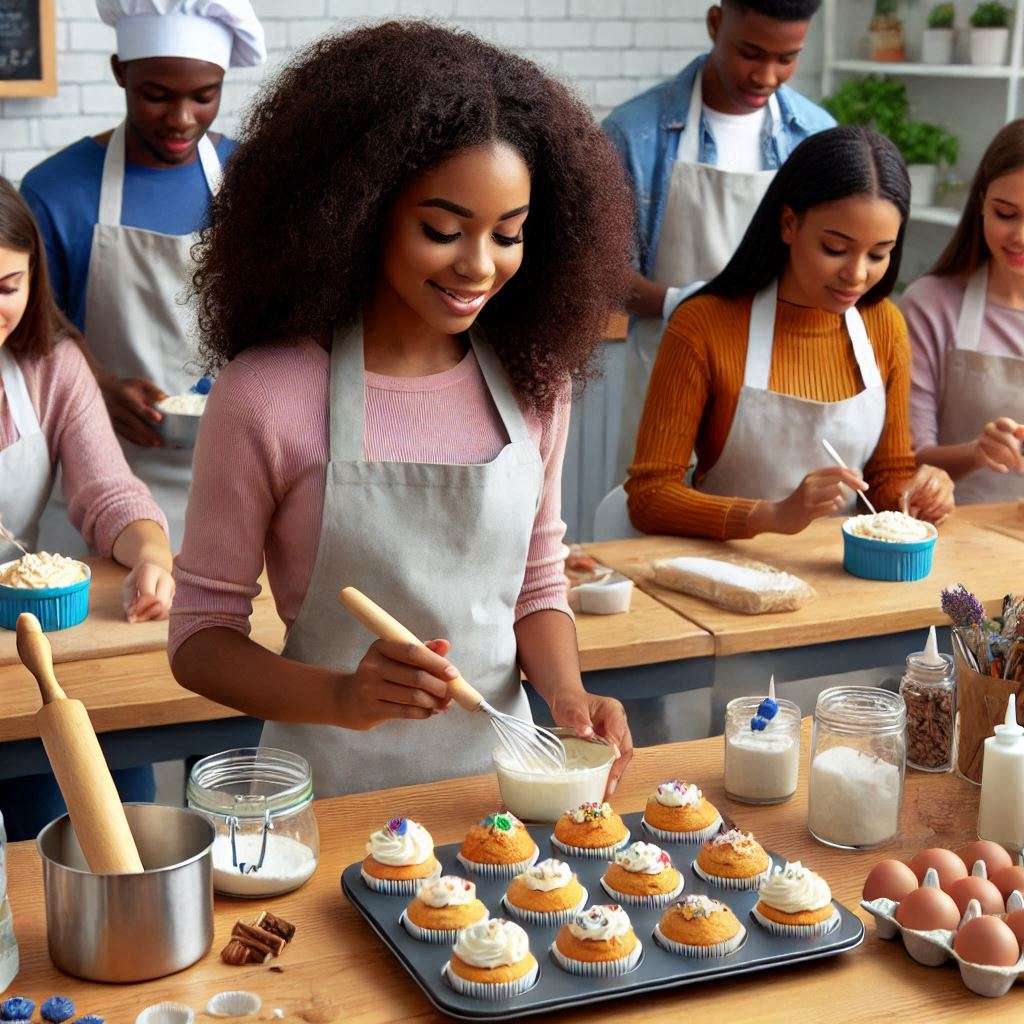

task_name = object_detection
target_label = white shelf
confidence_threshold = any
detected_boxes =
[831,58,1017,79]
[910,205,961,227]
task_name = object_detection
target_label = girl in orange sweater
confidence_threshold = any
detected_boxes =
[626,126,954,540]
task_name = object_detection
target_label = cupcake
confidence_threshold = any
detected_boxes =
[654,894,746,958]
[753,861,840,938]
[600,841,684,907]
[401,875,489,943]
[551,801,629,859]
[503,858,588,926]
[693,828,772,890]
[444,918,539,1000]
[551,904,642,977]
[361,817,440,895]
[457,812,539,879]
[642,781,722,843]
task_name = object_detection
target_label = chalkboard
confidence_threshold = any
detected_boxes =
[0,0,55,97]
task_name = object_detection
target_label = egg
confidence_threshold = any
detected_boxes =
[863,859,920,902]
[945,875,1005,916]
[1004,909,1024,950]
[956,840,1013,877]
[894,886,962,932]
[953,915,1020,967]
[990,865,1024,901]
[908,848,968,890]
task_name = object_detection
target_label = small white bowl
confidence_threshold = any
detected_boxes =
[568,573,633,615]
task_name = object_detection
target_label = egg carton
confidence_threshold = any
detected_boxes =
[861,866,1024,998]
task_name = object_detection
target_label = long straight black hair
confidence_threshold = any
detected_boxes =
[696,125,911,307]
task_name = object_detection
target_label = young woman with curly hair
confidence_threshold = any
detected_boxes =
[168,22,636,796]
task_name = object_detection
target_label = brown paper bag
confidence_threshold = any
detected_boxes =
[955,652,1023,784]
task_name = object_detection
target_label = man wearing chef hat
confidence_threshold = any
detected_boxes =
[21,0,266,551]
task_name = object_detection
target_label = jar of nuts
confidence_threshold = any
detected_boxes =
[900,626,955,773]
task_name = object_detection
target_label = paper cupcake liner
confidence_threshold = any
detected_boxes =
[752,905,840,939]
[456,848,539,879]
[501,889,588,927]
[550,830,630,860]
[653,922,746,959]
[600,872,685,908]
[550,938,643,977]
[691,857,772,891]
[443,960,539,1000]
[399,907,488,945]
[641,816,722,845]
[360,862,441,896]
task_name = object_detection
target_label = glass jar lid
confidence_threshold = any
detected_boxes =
[187,747,313,819]
[814,686,906,735]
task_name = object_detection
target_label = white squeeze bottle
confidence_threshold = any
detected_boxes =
[978,695,1024,852]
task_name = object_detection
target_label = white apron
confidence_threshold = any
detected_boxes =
[0,348,53,561]
[37,123,221,554]
[260,323,545,797]
[617,78,779,480]
[937,265,1024,504]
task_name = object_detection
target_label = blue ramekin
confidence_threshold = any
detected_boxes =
[0,561,92,631]
[841,523,937,582]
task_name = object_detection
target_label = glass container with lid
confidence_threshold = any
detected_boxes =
[724,695,801,805]
[900,626,955,773]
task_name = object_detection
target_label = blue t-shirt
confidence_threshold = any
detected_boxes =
[20,134,236,332]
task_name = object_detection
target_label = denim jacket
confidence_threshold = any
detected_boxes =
[603,53,836,278]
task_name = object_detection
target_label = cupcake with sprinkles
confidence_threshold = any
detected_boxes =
[693,829,772,890]
[361,816,440,895]
[552,903,642,977]
[753,861,840,938]
[401,875,489,943]
[552,801,629,859]
[458,812,539,878]
[654,894,746,958]
[444,918,539,1000]
[503,858,588,926]
[642,780,722,843]
[601,840,684,907]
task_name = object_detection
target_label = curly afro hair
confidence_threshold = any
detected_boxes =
[193,21,634,414]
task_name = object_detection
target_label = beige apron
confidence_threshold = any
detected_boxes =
[260,322,545,796]
[937,264,1024,504]
[37,123,221,554]
[0,348,53,561]
[617,77,779,480]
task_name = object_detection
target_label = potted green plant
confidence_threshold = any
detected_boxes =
[970,2,1011,65]
[822,75,909,137]
[870,0,906,61]
[894,120,959,207]
[922,3,955,64]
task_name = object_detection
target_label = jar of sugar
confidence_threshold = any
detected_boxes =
[807,686,906,850]
[724,695,801,805]
[188,747,320,898]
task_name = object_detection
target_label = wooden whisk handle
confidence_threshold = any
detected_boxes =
[16,613,67,704]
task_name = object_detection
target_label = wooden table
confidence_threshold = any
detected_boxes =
[3,723,1010,1023]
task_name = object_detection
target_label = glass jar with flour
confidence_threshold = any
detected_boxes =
[724,694,801,804]
[188,747,319,898]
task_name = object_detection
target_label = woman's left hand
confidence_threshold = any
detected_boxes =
[901,464,955,525]
[549,691,634,797]
[121,560,176,623]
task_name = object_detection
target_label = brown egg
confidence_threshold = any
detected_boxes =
[908,848,968,890]
[990,865,1024,901]
[894,886,962,932]
[946,875,1005,916]
[953,915,1020,967]
[863,859,920,902]
[956,840,1013,877]
[1004,909,1024,951]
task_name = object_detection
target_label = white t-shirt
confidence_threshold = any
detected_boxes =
[700,105,767,173]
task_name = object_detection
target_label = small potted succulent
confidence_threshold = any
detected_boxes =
[895,119,959,208]
[870,0,906,61]
[969,1,1011,65]
[922,3,955,64]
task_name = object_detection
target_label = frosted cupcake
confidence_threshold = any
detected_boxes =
[551,904,642,977]
[502,858,588,926]
[551,802,629,859]
[654,894,746,958]
[753,861,839,938]
[642,781,722,843]
[457,812,539,879]
[445,919,538,1000]
[361,817,440,895]
[401,876,488,944]
[693,829,772,890]
[600,841,684,907]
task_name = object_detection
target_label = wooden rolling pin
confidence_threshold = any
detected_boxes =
[16,613,144,874]
[337,587,484,712]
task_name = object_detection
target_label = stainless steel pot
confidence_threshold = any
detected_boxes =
[38,803,214,982]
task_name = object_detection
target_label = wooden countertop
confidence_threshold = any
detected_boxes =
[3,723,1011,1023]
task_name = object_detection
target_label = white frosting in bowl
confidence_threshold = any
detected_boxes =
[519,858,573,892]
[0,553,89,589]
[453,919,529,968]
[366,818,433,866]
[568,904,631,941]
[418,875,476,907]
[844,512,935,544]
[758,861,831,912]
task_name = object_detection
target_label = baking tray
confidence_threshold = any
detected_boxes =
[341,811,864,1021]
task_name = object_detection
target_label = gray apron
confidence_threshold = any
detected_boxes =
[260,322,545,796]
[937,264,1024,504]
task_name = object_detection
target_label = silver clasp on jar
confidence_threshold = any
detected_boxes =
[227,810,274,874]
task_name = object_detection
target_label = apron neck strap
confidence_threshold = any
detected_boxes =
[467,333,531,445]
[955,264,988,352]
[0,347,41,438]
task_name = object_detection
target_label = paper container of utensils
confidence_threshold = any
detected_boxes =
[955,651,1023,785]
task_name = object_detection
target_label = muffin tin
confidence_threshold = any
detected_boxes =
[341,811,863,1021]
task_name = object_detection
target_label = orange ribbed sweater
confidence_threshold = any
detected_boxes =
[625,293,918,540]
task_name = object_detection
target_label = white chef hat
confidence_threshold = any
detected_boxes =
[97,0,266,69]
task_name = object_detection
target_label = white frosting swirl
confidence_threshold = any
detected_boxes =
[674,894,725,919]
[453,919,529,968]
[568,801,612,824]
[614,841,672,875]
[520,858,573,892]
[0,552,88,590]
[758,861,832,913]
[366,819,433,866]
[655,781,701,807]
[844,512,933,543]
[417,875,476,907]
[568,904,631,941]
